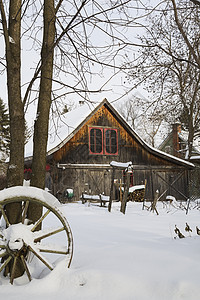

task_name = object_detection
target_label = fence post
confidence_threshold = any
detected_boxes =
[120,171,130,214]
[108,167,115,212]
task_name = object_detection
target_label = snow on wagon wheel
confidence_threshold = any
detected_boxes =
[0,186,73,284]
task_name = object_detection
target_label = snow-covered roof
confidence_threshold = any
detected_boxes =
[25,101,98,158]
[47,102,99,155]
[25,99,194,168]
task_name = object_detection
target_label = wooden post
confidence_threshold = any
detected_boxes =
[119,179,122,202]
[120,171,130,214]
[108,167,115,212]
[142,179,147,210]
[151,190,159,215]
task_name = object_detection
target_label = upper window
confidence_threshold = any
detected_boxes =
[89,128,103,154]
[105,129,118,155]
[89,127,118,155]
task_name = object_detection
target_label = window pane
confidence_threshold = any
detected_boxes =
[111,130,117,153]
[105,129,117,154]
[90,128,102,154]
[95,129,102,153]
[105,130,110,153]
[90,129,95,153]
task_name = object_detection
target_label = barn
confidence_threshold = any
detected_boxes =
[25,98,194,202]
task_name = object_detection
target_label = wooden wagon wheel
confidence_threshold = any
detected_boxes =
[0,186,73,284]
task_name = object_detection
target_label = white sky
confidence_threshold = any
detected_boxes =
[0,1,151,104]
[0,0,161,136]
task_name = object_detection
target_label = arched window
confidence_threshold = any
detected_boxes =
[105,129,118,155]
[89,127,118,155]
[89,127,103,154]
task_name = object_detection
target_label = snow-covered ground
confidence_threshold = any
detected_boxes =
[1,200,200,300]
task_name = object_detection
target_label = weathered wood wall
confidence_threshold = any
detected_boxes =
[49,104,191,202]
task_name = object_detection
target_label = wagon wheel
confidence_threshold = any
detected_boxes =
[0,186,73,284]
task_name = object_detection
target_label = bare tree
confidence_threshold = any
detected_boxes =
[0,0,143,188]
[126,0,200,158]
[190,0,200,5]
[171,0,200,68]
[0,0,145,277]
[116,95,168,147]
[116,96,143,130]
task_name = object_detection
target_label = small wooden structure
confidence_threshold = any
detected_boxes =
[25,99,194,202]
[108,161,132,213]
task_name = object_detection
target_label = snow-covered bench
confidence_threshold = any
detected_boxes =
[81,193,110,207]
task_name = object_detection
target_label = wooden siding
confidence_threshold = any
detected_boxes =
[53,164,189,201]
[53,105,181,167]
[49,104,192,202]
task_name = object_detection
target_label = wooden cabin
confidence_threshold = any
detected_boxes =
[25,99,194,202]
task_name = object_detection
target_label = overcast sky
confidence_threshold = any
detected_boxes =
[0,0,158,126]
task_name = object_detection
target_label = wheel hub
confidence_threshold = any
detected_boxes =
[8,238,24,252]
[2,224,34,255]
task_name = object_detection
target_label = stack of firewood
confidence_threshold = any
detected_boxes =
[128,189,145,202]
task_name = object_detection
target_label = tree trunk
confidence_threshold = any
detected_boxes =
[29,0,56,223]
[1,0,25,278]
[5,1,25,189]
[4,0,24,225]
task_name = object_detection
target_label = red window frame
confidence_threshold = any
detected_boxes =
[89,127,103,155]
[104,128,118,155]
[89,127,118,155]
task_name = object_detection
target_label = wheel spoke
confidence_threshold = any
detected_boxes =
[10,256,17,284]
[39,249,69,255]
[34,226,65,243]
[0,251,7,258]
[0,245,6,249]
[0,228,3,239]
[22,201,29,224]
[0,205,10,227]
[20,255,31,282]
[31,209,50,232]
[38,244,69,255]
[28,245,53,271]
[0,255,12,273]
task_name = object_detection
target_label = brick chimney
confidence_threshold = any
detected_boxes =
[172,123,181,157]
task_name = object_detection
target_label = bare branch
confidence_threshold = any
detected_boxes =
[189,0,200,6]
[171,0,200,68]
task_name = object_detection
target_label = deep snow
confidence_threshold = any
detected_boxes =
[1,199,200,300]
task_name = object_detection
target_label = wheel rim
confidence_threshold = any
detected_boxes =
[0,186,73,284]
